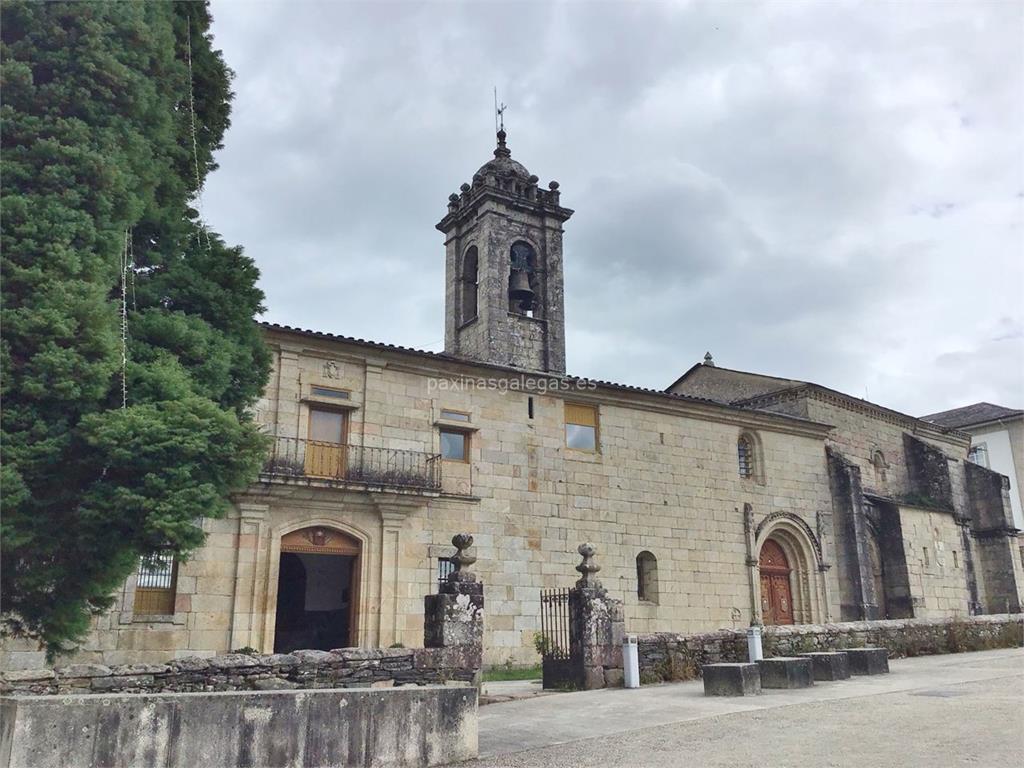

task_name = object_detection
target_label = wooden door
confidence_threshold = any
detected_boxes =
[305,408,347,478]
[759,539,794,625]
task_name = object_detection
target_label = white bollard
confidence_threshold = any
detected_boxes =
[747,625,763,662]
[623,635,640,688]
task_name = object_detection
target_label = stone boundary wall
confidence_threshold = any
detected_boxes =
[637,614,1023,684]
[0,646,479,697]
[2,685,477,768]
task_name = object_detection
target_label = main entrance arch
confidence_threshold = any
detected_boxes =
[759,539,795,625]
[273,526,361,653]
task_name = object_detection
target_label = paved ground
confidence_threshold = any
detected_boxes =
[466,648,1024,767]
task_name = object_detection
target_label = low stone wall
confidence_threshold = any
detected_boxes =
[2,685,477,768]
[637,614,1023,684]
[0,645,480,697]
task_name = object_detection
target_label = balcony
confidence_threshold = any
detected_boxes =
[262,437,442,492]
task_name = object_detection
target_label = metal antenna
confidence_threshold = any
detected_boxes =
[494,87,506,133]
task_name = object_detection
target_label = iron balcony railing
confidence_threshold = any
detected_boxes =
[263,437,442,491]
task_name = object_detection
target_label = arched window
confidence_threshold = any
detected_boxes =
[636,551,658,603]
[737,435,753,478]
[461,246,478,324]
[871,450,888,483]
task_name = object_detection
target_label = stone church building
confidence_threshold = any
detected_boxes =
[5,132,1022,669]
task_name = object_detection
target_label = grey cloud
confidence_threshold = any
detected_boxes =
[205,0,1024,413]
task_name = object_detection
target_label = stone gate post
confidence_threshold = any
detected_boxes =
[423,534,484,682]
[570,543,626,689]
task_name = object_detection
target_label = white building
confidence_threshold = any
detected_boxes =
[924,403,1024,530]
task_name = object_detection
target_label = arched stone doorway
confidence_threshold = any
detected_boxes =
[759,539,795,625]
[273,526,361,653]
[866,526,888,619]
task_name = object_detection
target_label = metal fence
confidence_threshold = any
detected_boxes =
[263,437,442,491]
[539,587,573,660]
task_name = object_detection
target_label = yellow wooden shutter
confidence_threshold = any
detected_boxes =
[565,403,597,427]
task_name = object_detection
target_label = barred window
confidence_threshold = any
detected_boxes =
[738,435,753,478]
[133,551,178,615]
[437,557,455,589]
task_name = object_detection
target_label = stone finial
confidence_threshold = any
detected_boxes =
[449,533,477,584]
[704,351,715,367]
[495,129,511,158]
[575,542,602,590]
[460,183,471,193]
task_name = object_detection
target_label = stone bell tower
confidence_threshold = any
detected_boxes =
[437,130,573,373]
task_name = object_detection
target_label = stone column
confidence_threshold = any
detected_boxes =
[229,502,269,651]
[424,534,484,674]
[570,543,626,689]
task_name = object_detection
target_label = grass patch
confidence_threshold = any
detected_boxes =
[483,664,542,682]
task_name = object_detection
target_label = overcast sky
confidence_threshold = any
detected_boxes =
[204,0,1023,417]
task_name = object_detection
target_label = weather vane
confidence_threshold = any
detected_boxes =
[494,87,507,133]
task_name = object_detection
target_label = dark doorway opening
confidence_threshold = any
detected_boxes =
[273,551,356,653]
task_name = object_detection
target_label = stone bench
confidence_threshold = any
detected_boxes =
[701,663,761,696]
[845,647,889,675]
[799,651,850,681]
[757,657,814,689]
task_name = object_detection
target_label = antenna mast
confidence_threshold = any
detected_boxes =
[494,87,506,133]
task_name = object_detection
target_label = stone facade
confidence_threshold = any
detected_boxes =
[670,367,1024,624]
[3,133,1021,673]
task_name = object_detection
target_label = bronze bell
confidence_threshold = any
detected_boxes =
[509,269,535,308]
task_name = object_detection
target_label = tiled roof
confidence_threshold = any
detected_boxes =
[922,402,1024,429]
[259,323,828,429]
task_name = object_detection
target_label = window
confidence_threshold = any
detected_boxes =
[952,550,959,569]
[440,409,471,422]
[922,547,930,568]
[968,443,989,468]
[636,551,659,603]
[440,428,468,461]
[437,557,455,588]
[133,551,178,615]
[737,435,753,478]
[872,450,888,482]
[311,385,350,400]
[565,403,598,451]
[461,247,478,324]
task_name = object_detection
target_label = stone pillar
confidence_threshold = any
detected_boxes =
[229,502,269,651]
[424,534,484,675]
[570,543,625,689]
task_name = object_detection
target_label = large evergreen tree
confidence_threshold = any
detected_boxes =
[1,1,270,657]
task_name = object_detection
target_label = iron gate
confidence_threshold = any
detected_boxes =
[539,588,572,660]
[540,587,581,688]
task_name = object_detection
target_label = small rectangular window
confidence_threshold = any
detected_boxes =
[133,551,178,615]
[968,443,989,469]
[440,409,471,422]
[437,557,455,588]
[440,428,468,461]
[922,547,930,567]
[528,397,534,420]
[311,386,350,400]
[952,550,959,569]
[565,403,598,451]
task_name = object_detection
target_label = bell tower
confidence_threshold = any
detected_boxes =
[437,130,573,374]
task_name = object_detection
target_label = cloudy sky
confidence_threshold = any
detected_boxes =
[204,0,1023,416]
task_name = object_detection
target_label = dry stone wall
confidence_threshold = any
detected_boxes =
[0,646,479,697]
[637,614,1023,684]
